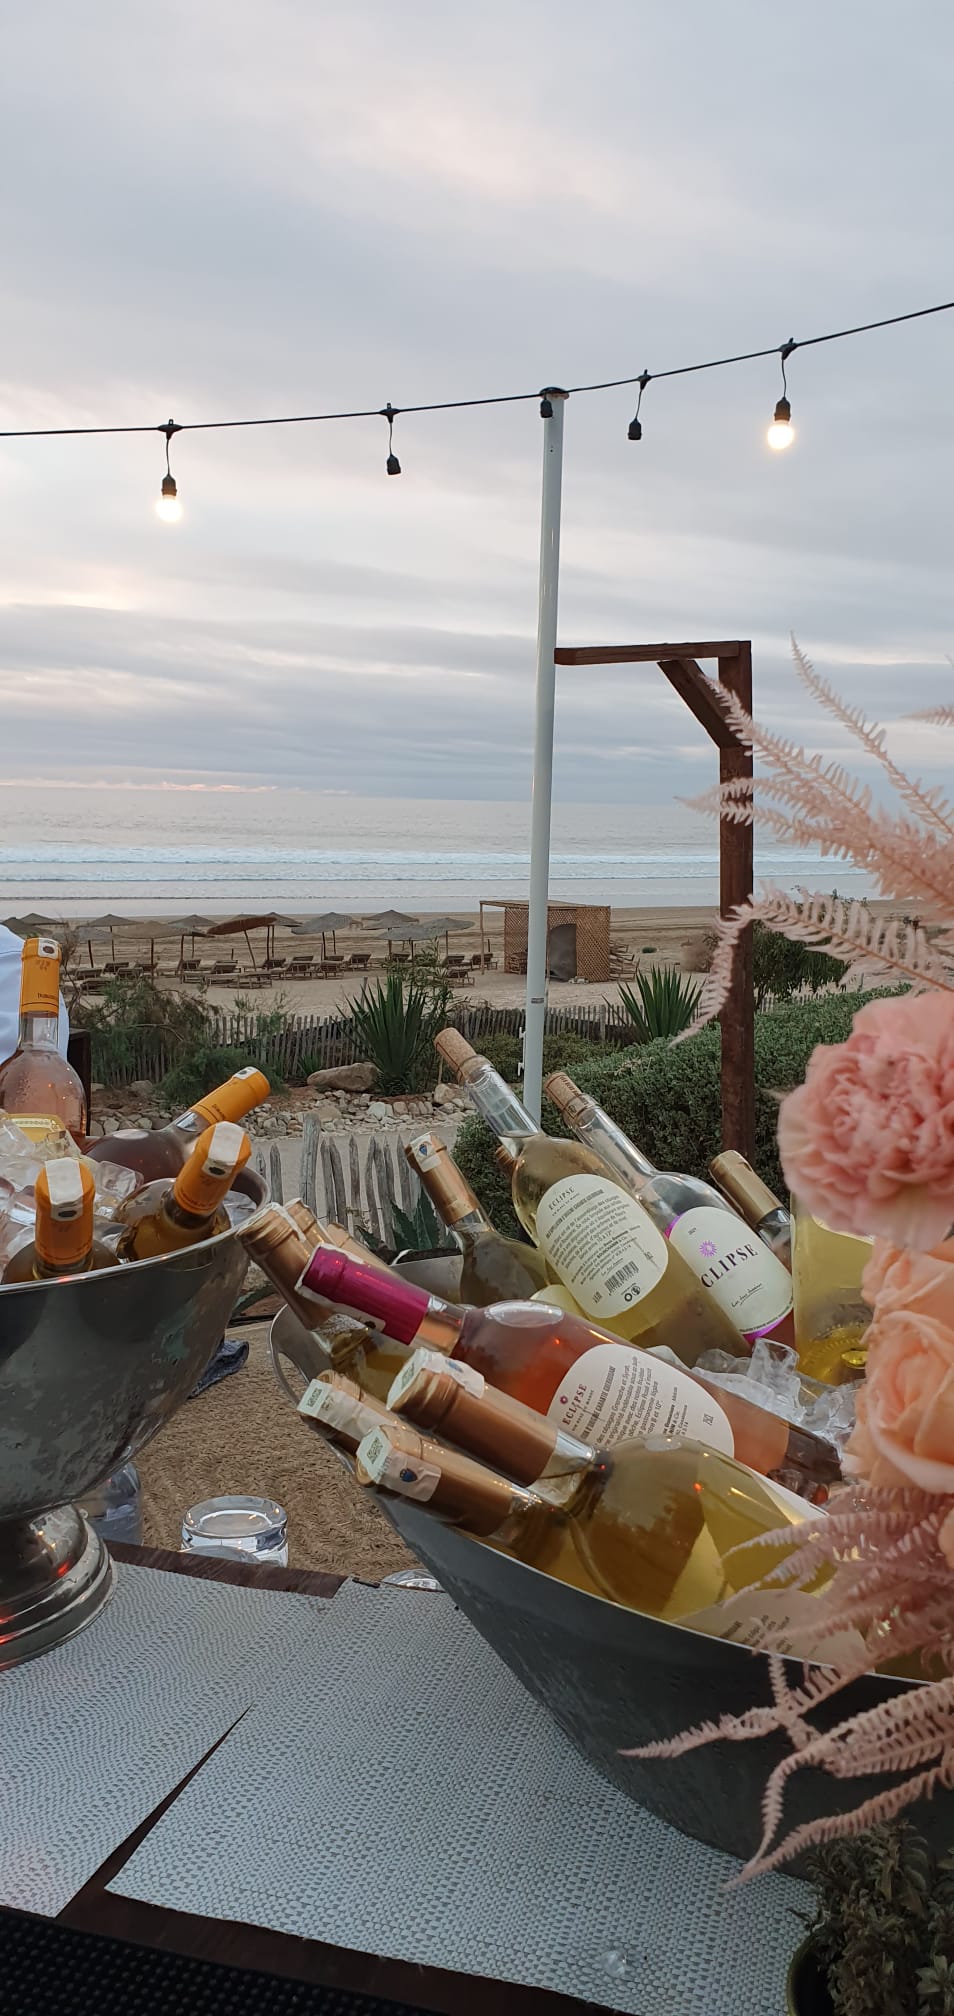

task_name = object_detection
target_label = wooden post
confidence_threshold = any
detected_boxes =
[716,642,754,1157]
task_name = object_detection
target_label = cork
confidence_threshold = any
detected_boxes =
[433,1028,479,1077]
[355,1416,530,1535]
[543,1072,590,1124]
[389,1353,559,1485]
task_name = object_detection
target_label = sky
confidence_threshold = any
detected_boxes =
[1,0,952,806]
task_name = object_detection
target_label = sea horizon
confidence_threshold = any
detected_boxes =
[0,783,871,916]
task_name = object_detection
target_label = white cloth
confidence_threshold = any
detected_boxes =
[0,924,70,1066]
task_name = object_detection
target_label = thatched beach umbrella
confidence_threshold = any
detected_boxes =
[204,911,287,968]
[409,915,474,958]
[293,911,356,958]
[84,913,140,961]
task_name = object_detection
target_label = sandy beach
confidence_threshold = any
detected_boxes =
[54,904,720,1014]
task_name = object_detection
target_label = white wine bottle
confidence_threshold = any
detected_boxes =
[545,1072,794,1348]
[434,1030,745,1365]
[404,1131,551,1304]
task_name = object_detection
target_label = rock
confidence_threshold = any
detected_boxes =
[90,1082,106,1097]
[432,1082,460,1109]
[307,1062,378,1093]
[367,1101,389,1120]
[128,1079,156,1101]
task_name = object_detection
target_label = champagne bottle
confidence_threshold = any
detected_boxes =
[241,1205,412,1394]
[791,1196,873,1383]
[116,1122,250,1260]
[353,1413,811,1626]
[433,1030,744,1364]
[0,937,86,1144]
[298,1248,842,1498]
[2,1158,114,1283]
[546,1072,794,1348]
[404,1131,551,1304]
[709,1151,792,1268]
[85,1067,270,1178]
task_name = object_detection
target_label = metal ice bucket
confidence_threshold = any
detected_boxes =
[0,1171,265,1667]
[271,1303,953,1870]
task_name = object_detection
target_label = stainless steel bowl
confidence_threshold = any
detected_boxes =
[270,1303,951,1869]
[0,1172,265,1667]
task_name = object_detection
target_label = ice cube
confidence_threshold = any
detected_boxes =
[223,1189,259,1230]
[695,1337,857,1450]
[82,1157,139,1220]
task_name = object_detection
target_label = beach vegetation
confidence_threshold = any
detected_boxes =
[617,966,702,1041]
[751,916,848,1007]
[345,972,448,1094]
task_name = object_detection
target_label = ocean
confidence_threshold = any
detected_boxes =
[0,786,869,916]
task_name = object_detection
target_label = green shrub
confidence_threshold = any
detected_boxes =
[453,991,877,1240]
[617,966,702,1042]
[752,917,848,1007]
[472,1028,609,1084]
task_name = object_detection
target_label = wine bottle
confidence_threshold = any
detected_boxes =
[85,1067,271,1178]
[709,1151,792,1268]
[791,1196,873,1384]
[545,1072,794,1348]
[388,1344,839,1504]
[2,1158,115,1283]
[241,1205,412,1395]
[404,1131,551,1304]
[297,1371,399,1449]
[353,1414,812,1626]
[116,1122,250,1260]
[433,1030,744,1364]
[0,937,86,1144]
[298,1248,842,1498]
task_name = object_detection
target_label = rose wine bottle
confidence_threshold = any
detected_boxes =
[0,937,86,1144]
[85,1066,271,1179]
[298,1247,841,1499]
[404,1131,551,1304]
[545,1072,794,1349]
[433,1030,744,1364]
[116,1122,250,1260]
[2,1159,115,1283]
[388,1345,838,1506]
[352,1410,812,1626]
[709,1151,792,1268]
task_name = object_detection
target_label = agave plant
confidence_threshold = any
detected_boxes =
[617,965,703,1042]
[345,972,446,1094]
[357,1190,455,1262]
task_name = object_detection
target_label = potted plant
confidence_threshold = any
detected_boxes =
[787,1824,954,2015]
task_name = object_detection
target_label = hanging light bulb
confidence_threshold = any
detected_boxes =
[766,341,796,451]
[381,402,401,475]
[626,371,650,442]
[156,418,183,520]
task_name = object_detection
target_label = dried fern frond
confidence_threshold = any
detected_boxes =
[792,639,954,841]
[680,891,954,1036]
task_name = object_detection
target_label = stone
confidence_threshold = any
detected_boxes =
[432,1081,460,1108]
[128,1079,156,1101]
[306,1062,378,1093]
[90,1082,106,1097]
[366,1101,389,1120]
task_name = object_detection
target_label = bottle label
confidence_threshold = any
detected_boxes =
[297,1379,386,1446]
[20,938,61,1017]
[355,1428,441,1502]
[676,1586,865,1665]
[545,1341,734,1455]
[666,1206,793,1339]
[534,1175,667,1319]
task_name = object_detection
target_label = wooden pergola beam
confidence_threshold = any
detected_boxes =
[555,638,755,1160]
[555,641,741,666]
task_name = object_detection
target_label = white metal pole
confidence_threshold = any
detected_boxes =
[522,389,567,1125]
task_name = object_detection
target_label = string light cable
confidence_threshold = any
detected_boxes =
[0,292,950,513]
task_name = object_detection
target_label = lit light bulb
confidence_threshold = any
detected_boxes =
[767,397,794,452]
[156,473,182,522]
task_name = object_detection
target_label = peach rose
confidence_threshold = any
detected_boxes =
[843,1307,954,1495]
[778,990,954,1248]
[862,1237,954,1317]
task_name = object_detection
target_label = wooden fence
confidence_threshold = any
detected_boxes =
[91,1001,637,1088]
[249,1117,440,1247]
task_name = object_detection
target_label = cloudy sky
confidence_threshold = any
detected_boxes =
[1,0,952,805]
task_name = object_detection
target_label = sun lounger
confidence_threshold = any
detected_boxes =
[263,956,287,971]
[342,952,370,971]
[284,958,315,979]
[207,959,239,977]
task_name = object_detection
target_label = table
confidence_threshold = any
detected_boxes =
[47,1547,611,2016]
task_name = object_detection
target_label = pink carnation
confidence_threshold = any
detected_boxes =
[777,990,954,1248]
